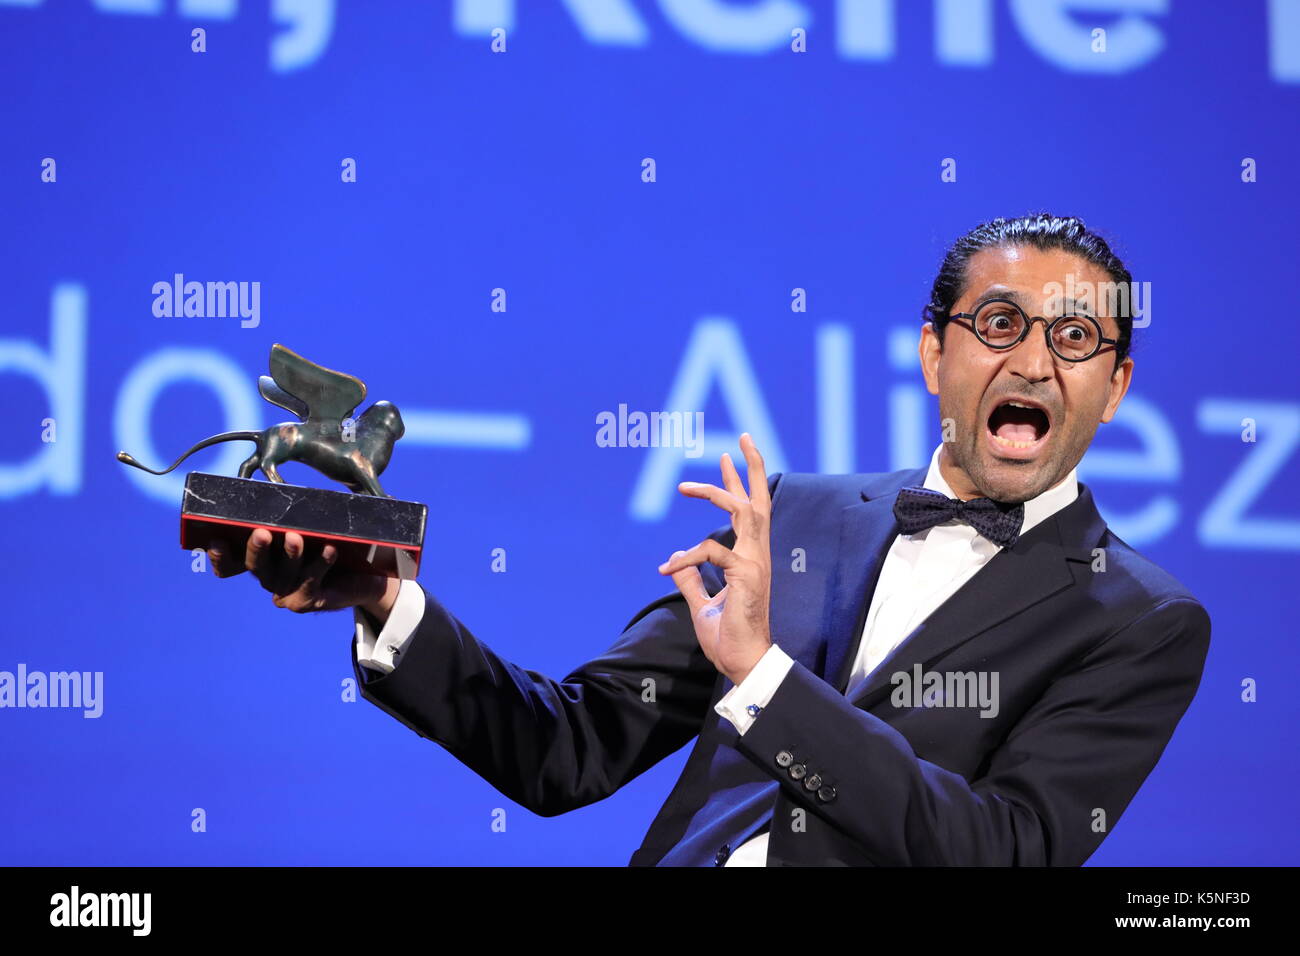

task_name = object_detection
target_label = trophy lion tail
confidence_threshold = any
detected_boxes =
[116,431,262,475]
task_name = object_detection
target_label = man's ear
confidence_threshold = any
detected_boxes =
[919,324,942,396]
[1100,356,1134,424]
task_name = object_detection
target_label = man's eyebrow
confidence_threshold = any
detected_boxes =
[1058,297,1098,317]
[967,288,1100,317]
[969,287,1026,308]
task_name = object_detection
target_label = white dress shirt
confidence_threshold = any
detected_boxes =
[353,572,427,675]
[352,443,1079,867]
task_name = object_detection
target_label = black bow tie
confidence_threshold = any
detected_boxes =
[892,486,1025,549]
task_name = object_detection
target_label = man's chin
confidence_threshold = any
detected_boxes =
[973,428,1068,498]
[971,455,1055,505]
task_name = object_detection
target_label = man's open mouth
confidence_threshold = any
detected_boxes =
[987,398,1051,450]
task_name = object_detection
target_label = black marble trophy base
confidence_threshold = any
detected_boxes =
[180,472,426,579]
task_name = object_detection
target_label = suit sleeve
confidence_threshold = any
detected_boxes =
[351,474,783,817]
[733,596,1212,866]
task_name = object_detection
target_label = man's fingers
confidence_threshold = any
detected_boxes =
[207,538,243,577]
[659,538,739,576]
[275,544,340,612]
[680,437,769,527]
[677,481,742,516]
[719,452,746,500]
[280,531,305,585]
[296,543,336,592]
[667,559,711,616]
[220,530,362,615]
[739,432,770,510]
[245,528,274,579]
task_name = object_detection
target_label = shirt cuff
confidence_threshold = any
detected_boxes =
[714,644,794,735]
[354,579,426,677]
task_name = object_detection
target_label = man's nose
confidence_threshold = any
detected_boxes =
[1004,317,1056,381]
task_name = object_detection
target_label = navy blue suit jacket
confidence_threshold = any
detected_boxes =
[353,464,1211,866]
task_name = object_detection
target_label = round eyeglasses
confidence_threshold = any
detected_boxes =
[947,298,1119,363]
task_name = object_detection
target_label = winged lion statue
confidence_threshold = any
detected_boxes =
[116,344,405,497]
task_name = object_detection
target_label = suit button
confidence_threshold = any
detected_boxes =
[714,843,730,866]
[817,785,837,803]
[775,750,794,768]
[789,763,806,781]
[804,773,823,791]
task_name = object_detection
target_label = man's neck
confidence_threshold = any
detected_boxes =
[937,445,982,501]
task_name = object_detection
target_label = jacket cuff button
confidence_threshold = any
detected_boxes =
[817,785,837,803]
[775,750,794,768]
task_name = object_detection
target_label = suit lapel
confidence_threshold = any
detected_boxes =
[818,465,1108,709]
[819,466,925,692]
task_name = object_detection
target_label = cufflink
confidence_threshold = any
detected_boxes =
[746,704,763,718]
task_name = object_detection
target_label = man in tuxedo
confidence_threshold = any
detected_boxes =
[209,214,1211,866]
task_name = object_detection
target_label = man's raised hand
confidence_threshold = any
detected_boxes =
[658,433,773,685]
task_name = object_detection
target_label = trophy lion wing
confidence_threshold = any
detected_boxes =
[266,343,367,423]
[258,375,309,421]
